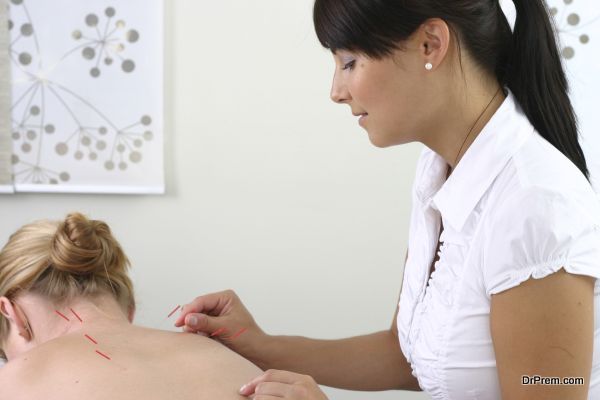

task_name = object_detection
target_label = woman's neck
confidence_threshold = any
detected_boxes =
[422,81,506,172]
[24,293,132,343]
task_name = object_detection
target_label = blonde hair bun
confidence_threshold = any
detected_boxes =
[50,212,121,275]
[1,213,135,359]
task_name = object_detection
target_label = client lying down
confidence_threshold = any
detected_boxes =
[0,213,262,399]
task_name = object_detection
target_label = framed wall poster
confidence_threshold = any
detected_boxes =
[5,0,164,194]
[0,0,12,193]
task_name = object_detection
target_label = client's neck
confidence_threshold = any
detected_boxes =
[55,295,131,331]
[26,292,131,343]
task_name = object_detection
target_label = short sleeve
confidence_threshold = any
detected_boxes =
[483,187,600,296]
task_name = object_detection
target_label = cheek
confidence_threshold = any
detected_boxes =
[348,75,372,106]
[350,63,425,140]
[352,67,410,112]
[378,76,423,121]
[371,83,411,125]
[373,87,423,144]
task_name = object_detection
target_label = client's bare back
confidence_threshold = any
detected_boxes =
[0,325,261,400]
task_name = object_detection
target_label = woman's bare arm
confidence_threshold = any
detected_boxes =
[248,251,421,392]
[491,269,594,400]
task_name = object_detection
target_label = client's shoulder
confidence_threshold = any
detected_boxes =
[153,327,261,366]
[124,326,263,392]
[0,351,42,398]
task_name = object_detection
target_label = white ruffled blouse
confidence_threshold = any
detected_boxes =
[396,89,600,400]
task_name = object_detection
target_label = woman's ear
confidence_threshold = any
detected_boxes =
[0,297,15,321]
[419,18,451,70]
[0,297,32,341]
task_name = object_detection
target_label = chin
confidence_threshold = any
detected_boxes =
[367,132,394,148]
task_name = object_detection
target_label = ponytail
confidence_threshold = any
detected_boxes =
[505,0,590,182]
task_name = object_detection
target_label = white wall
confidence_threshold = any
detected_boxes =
[0,1,427,399]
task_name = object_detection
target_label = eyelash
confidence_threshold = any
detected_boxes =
[342,60,355,71]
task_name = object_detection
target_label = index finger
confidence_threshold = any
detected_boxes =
[174,291,230,327]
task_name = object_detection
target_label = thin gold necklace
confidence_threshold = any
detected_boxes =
[452,87,502,169]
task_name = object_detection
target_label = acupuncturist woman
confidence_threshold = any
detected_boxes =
[176,0,600,399]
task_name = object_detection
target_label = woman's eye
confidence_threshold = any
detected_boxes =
[342,60,355,70]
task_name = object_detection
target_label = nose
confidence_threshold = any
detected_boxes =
[330,71,351,104]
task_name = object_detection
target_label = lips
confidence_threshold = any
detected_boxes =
[358,114,368,126]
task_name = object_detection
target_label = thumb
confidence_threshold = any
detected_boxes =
[184,313,224,336]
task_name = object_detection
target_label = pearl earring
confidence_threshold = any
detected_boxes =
[425,62,433,70]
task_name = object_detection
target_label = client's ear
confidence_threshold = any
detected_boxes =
[0,297,32,341]
[0,297,12,320]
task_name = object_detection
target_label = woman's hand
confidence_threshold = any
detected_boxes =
[239,369,329,400]
[174,289,267,360]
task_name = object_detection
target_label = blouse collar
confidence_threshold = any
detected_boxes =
[417,89,535,232]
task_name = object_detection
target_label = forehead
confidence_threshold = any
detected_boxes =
[332,49,372,65]
[332,49,355,58]
[332,49,404,71]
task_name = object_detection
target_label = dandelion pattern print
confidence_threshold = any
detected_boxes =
[6,0,164,193]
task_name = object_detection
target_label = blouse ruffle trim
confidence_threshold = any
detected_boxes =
[488,257,599,296]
